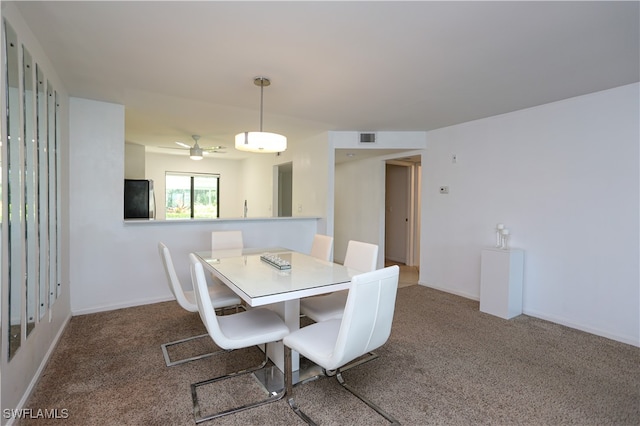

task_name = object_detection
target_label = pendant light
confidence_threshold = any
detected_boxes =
[235,77,287,153]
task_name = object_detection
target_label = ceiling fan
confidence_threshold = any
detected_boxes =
[173,135,226,160]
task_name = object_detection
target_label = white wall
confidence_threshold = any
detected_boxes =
[124,142,145,179]
[335,157,386,263]
[241,151,278,217]
[421,83,639,346]
[69,98,127,313]
[291,132,332,222]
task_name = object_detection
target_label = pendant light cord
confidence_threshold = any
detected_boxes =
[259,78,264,132]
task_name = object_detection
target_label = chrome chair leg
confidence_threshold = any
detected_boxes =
[285,346,399,425]
[325,351,378,375]
[287,396,317,426]
[335,371,400,425]
[162,306,243,367]
[161,334,230,367]
[285,346,318,426]
[192,344,285,424]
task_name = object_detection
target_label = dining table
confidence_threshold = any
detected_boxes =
[192,247,358,384]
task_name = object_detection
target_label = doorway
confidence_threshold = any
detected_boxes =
[274,162,292,217]
[384,156,421,271]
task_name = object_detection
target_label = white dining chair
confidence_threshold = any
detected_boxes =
[158,242,242,367]
[300,240,378,322]
[310,234,333,262]
[284,265,400,425]
[211,230,243,250]
[188,253,290,423]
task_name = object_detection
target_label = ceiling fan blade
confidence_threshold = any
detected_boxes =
[203,145,226,152]
[175,141,191,149]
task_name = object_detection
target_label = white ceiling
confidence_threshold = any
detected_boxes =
[11,1,639,160]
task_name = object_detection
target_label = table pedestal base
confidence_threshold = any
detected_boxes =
[252,356,325,394]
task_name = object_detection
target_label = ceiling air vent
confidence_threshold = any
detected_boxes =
[359,132,376,144]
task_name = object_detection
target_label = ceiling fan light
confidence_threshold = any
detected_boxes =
[190,146,203,160]
[235,131,287,153]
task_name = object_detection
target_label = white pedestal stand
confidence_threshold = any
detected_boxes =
[480,248,524,319]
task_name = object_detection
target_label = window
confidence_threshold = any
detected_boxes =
[165,172,219,219]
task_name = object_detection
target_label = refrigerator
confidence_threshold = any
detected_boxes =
[124,179,156,219]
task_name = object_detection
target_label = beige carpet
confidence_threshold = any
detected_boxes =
[17,285,639,425]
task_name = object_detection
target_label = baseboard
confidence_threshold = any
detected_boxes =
[523,307,640,348]
[72,295,175,316]
[419,282,480,301]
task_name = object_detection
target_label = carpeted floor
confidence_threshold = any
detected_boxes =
[18,285,639,425]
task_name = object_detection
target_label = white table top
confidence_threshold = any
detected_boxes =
[194,248,356,307]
